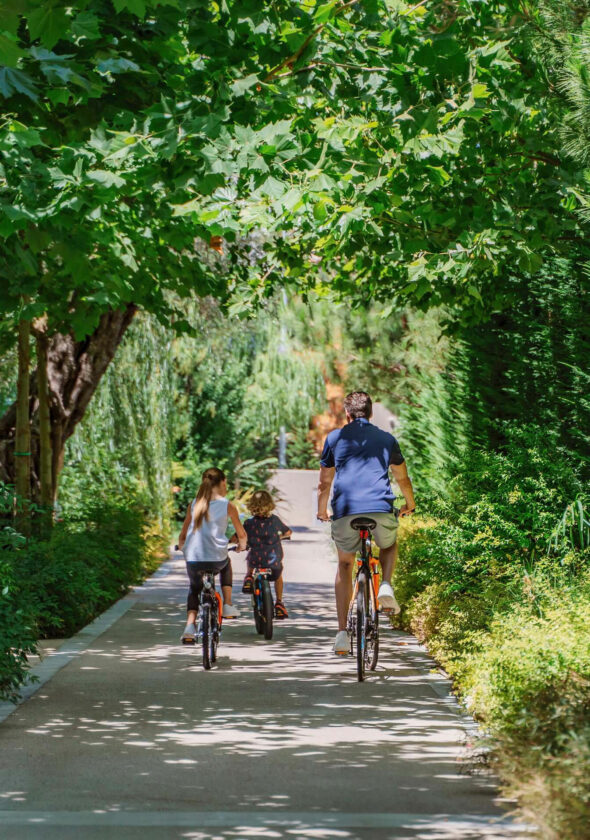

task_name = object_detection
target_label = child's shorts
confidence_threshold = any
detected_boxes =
[248,562,283,582]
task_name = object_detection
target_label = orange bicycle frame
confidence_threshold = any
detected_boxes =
[214,590,223,626]
[349,529,381,611]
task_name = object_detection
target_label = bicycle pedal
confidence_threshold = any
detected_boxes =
[181,637,196,645]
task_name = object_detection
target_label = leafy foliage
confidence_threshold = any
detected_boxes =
[547,496,590,556]
[58,311,175,527]
[461,587,590,840]
[0,548,37,702]
[21,498,149,638]
[2,0,589,342]
[393,424,590,837]
[0,489,164,700]
[173,297,324,512]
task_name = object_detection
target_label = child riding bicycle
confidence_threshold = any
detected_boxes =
[240,490,292,619]
[178,467,247,644]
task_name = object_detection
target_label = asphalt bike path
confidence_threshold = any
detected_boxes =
[0,470,528,839]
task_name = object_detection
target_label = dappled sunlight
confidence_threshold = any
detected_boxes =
[4,583,494,797]
[0,509,515,835]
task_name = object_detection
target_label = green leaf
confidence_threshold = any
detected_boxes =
[0,0,28,35]
[28,4,70,49]
[0,33,25,67]
[426,165,451,185]
[96,57,140,74]
[467,284,483,303]
[472,82,491,99]
[113,0,146,17]
[257,176,286,199]
[0,66,37,100]
[313,201,327,222]
[47,88,70,104]
[231,73,258,97]
[314,1,338,23]
[8,121,44,147]
[87,170,126,188]
[171,198,200,217]
[71,11,101,40]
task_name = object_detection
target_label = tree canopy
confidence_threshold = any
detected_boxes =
[2,0,590,496]
[2,0,588,337]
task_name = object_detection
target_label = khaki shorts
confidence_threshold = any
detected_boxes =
[331,511,399,554]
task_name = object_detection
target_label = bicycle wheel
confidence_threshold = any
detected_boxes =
[262,578,274,640]
[210,616,218,664]
[201,603,212,670]
[368,601,379,671]
[253,581,265,635]
[356,574,367,682]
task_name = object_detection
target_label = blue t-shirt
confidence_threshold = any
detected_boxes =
[320,418,404,520]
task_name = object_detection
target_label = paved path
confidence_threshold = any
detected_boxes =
[0,471,525,839]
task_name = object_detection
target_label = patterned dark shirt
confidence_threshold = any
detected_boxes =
[244,514,290,568]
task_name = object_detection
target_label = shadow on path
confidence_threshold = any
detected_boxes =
[0,568,526,839]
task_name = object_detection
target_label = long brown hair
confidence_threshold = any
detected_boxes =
[193,467,226,530]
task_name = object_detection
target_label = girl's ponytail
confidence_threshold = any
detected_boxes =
[193,467,226,529]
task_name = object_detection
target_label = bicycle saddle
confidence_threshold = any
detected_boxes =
[350,516,377,531]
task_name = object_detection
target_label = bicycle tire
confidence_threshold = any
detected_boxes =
[210,619,218,664]
[356,574,367,682]
[253,585,265,635]
[368,604,379,671]
[201,603,212,670]
[262,578,274,640]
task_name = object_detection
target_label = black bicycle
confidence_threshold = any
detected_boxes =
[176,543,233,670]
[196,567,223,670]
[346,517,382,682]
[251,565,274,640]
[249,535,290,640]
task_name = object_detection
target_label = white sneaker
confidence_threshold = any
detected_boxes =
[180,622,197,644]
[333,630,350,655]
[378,582,400,614]
[222,604,240,619]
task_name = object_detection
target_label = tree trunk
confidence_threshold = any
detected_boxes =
[36,327,53,525]
[15,318,31,532]
[0,304,137,500]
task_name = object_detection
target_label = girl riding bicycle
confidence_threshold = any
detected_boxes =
[178,467,247,644]
[240,490,292,619]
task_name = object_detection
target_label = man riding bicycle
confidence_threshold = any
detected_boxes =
[317,391,416,655]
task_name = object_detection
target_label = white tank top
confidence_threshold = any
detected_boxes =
[183,497,229,565]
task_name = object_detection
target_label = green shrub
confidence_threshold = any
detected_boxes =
[0,494,168,700]
[393,424,590,838]
[396,425,586,607]
[0,552,37,702]
[286,432,318,469]
[460,586,590,840]
[20,500,147,638]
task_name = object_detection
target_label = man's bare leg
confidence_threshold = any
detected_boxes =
[378,540,398,584]
[335,550,356,631]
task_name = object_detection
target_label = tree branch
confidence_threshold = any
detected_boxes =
[263,0,359,83]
